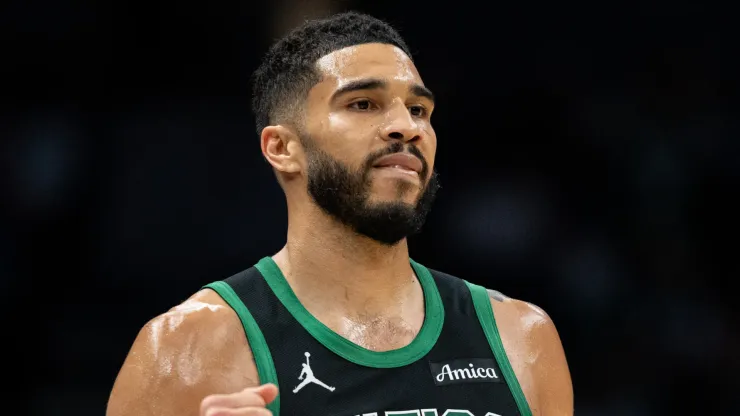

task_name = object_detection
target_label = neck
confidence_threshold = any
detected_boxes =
[272,200,419,317]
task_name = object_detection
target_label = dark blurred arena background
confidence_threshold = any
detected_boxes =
[1,1,737,415]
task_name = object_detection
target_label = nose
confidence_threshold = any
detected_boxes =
[380,103,422,143]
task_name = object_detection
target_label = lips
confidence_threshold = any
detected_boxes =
[372,153,423,173]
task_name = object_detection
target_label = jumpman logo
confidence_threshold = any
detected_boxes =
[293,352,335,393]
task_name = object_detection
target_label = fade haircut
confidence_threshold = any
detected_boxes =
[250,11,413,135]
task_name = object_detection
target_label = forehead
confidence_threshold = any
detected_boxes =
[314,43,424,90]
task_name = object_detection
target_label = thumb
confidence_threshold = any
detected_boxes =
[255,383,279,404]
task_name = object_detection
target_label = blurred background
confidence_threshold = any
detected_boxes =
[2,0,737,415]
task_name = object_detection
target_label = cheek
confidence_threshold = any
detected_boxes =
[324,112,356,138]
[326,112,380,137]
[323,113,379,158]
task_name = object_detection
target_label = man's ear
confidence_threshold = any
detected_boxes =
[260,125,303,174]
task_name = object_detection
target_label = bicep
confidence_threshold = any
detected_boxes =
[529,305,573,415]
[490,296,573,416]
[106,324,204,416]
[106,302,258,416]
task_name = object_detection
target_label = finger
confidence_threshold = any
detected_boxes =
[254,384,279,404]
[200,388,269,413]
[205,407,272,416]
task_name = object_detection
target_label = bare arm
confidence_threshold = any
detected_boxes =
[489,291,573,416]
[106,289,260,416]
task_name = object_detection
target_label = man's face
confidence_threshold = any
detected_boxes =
[300,43,439,245]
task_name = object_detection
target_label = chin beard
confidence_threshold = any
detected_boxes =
[305,141,440,246]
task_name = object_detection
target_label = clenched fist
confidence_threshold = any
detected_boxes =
[200,384,279,416]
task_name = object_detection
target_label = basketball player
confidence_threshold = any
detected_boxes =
[107,11,573,416]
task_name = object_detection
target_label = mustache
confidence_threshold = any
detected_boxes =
[365,142,429,178]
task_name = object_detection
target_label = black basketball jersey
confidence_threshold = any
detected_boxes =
[203,257,533,416]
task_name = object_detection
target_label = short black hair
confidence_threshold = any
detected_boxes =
[250,11,413,135]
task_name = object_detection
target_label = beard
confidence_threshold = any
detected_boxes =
[303,139,440,246]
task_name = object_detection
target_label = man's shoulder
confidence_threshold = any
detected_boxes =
[128,288,254,372]
[146,289,243,342]
[490,292,553,334]
[480,284,561,359]
[106,289,258,416]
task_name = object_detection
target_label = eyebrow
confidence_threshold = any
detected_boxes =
[330,78,435,104]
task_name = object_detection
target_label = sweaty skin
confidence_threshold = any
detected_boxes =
[106,43,573,416]
[106,286,573,416]
[488,291,573,415]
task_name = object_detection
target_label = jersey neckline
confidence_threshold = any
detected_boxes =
[255,256,445,368]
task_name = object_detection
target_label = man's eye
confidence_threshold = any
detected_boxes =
[349,100,374,111]
[409,105,428,117]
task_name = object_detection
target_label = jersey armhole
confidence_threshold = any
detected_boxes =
[465,281,533,416]
[203,281,281,416]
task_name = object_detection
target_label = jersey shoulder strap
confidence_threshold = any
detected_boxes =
[202,269,281,416]
[464,280,533,416]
